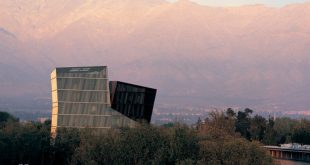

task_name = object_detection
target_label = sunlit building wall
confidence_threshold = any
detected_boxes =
[51,66,136,136]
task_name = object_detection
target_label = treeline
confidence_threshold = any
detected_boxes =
[202,108,310,145]
[2,107,308,164]
[0,111,273,165]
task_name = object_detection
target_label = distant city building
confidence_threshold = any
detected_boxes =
[51,66,156,136]
[109,81,156,123]
[37,117,49,123]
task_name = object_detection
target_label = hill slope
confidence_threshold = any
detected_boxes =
[1,0,310,111]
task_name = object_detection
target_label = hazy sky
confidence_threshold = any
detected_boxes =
[167,0,309,7]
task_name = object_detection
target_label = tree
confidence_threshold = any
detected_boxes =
[0,111,18,128]
[226,108,236,118]
[235,108,253,140]
[196,117,203,130]
[292,119,310,145]
[0,112,18,123]
[263,116,277,145]
[168,125,199,164]
[197,110,273,165]
[0,121,51,165]
[250,115,267,141]
[73,124,167,164]
[273,117,297,144]
[52,128,81,165]
[202,110,236,137]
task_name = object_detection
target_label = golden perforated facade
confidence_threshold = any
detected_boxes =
[51,66,136,136]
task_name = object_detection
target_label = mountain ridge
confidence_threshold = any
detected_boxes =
[0,0,310,111]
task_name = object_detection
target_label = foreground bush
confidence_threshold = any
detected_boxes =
[69,123,272,165]
[0,111,273,165]
[71,124,200,165]
[196,111,273,165]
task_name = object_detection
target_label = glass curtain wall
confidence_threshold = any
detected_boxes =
[51,66,136,136]
[110,81,157,123]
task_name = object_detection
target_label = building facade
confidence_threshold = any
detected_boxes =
[110,81,156,123]
[51,66,138,136]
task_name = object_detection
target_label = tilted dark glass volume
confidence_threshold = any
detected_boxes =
[109,81,157,123]
[51,66,156,136]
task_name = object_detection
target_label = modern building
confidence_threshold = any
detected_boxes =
[51,66,154,136]
[110,81,156,123]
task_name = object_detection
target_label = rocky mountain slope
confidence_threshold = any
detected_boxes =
[1,0,310,111]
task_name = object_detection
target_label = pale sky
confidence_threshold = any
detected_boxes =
[167,0,310,7]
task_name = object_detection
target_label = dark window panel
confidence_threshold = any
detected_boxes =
[109,81,156,123]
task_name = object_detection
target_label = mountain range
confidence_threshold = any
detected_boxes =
[1,0,310,112]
